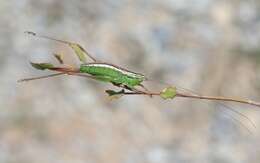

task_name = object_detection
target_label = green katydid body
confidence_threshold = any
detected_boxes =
[79,63,146,88]
[23,31,146,89]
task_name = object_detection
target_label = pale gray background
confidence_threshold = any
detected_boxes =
[1,0,260,163]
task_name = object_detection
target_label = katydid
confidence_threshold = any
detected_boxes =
[79,63,147,89]
[19,31,260,132]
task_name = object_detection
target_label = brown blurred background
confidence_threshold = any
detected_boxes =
[1,0,260,163]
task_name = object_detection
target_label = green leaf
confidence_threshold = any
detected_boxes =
[30,62,54,70]
[160,86,177,100]
[105,89,125,100]
[69,43,88,63]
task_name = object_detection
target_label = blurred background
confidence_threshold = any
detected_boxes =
[1,0,260,162]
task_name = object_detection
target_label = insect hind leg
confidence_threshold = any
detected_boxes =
[25,31,97,62]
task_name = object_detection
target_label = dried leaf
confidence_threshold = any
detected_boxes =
[160,86,177,99]
[30,62,54,70]
[53,53,64,64]
[69,43,88,63]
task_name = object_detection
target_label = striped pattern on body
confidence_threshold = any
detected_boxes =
[79,63,146,87]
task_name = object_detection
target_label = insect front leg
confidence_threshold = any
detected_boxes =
[111,82,134,92]
[138,84,151,92]
[125,85,153,97]
[132,84,153,97]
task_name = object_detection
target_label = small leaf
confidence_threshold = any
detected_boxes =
[160,86,177,100]
[30,62,54,70]
[69,43,88,63]
[53,53,64,64]
[105,89,125,100]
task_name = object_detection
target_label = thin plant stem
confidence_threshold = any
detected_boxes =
[18,72,66,82]
[176,92,260,107]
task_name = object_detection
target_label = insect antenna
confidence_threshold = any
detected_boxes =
[214,105,253,134]
[175,85,257,132]
[218,103,256,129]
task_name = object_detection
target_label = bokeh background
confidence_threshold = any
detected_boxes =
[1,0,260,163]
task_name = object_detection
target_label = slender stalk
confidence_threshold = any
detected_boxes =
[176,92,260,107]
[119,87,260,108]
[18,72,66,82]
[18,69,99,82]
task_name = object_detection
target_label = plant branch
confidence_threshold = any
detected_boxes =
[176,92,260,107]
